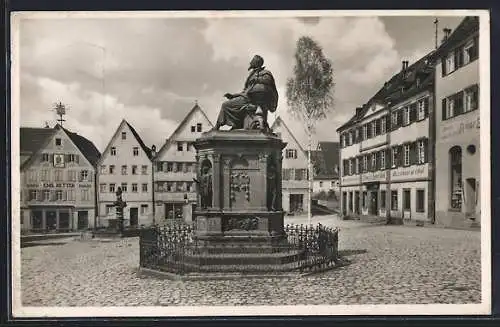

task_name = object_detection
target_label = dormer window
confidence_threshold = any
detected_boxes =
[55,138,62,146]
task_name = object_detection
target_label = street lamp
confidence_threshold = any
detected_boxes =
[151,145,157,225]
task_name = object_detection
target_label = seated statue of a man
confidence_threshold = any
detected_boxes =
[213,55,279,131]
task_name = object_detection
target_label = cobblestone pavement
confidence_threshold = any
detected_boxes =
[21,216,481,306]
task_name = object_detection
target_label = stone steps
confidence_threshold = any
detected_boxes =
[183,250,302,266]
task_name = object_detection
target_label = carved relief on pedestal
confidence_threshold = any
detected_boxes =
[224,216,260,231]
[230,172,251,202]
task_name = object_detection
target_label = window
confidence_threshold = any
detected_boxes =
[463,38,478,64]
[54,170,63,181]
[196,123,202,132]
[355,157,360,174]
[416,189,425,213]
[100,183,106,192]
[132,165,138,175]
[362,125,368,140]
[341,134,346,147]
[403,144,410,166]
[445,96,455,119]
[68,154,77,162]
[403,189,411,211]
[363,155,368,172]
[132,183,138,193]
[366,123,372,139]
[133,147,139,156]
[67,170,77,181]
[56,190,63,201]
[348,160,353,175]
[403,106,410,125]
[111,147,116,156]
[109,183,116,193]
[106,205,114,215]
[121,132,127,140]
[450,146,463,210]
[27,170,37,182]
[282,168,292,180]
[191,125,196,132]
[81,190,90,201]
[417,140,426,164]
[28,190,37,201]
[41,190,49,201]
[445,52,455,74]
[142,183,148,192]
[319,181,323,187]
[79,170,89,182]
[121,183,128,192]
[372,121,377,137]
[391,147,398,168]
[141,204,149,215]
[100,165,106,174]
[109,165,115,174]
[295,169,307,180]
[417,99,426,120]
[391,111,398,128]
[186,143,192,152]
[380,117,386,134]
[371,153,377,171]
[42,153,50,162]
[167,162,173,172]
[380,190,386,209]
[55,138,62,146]
[391,190,398,211]
[380,150,386,169]
[464,85,479,112]
[141,165,148,175]
[40,169,50,181]
[183,163,190,173]
[362,191,367,208]
[121,165,127,175]
[285,149,297,159]
[177,142,183,151]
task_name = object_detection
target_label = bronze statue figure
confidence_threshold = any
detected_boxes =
[213,55,279,131]
[267,158,278,211]
[194,163,213,209]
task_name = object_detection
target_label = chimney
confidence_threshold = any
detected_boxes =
[441,28,452,43]
[402,60,406,71]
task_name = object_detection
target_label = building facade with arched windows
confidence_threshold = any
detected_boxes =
[433,17,480,228]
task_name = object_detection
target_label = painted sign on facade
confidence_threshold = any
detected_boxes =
[440,115,480,141]
[391,165,428,182]
[341,175,360,186]
[361,170,388,183]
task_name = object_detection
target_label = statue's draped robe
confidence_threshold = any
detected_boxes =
[216,67,279,129]
[200,173,213,208]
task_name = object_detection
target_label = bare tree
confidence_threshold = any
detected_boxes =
[286,36,334,225]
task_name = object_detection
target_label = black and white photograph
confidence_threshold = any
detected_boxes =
[10,10,491,317]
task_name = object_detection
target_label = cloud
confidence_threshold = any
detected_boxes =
[18,15,411,151]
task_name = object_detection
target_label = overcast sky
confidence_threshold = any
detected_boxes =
[17,13,464,151]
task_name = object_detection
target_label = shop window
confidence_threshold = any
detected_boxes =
[416,189,425,213]
[391,190,398,211]
[450,146,463,210]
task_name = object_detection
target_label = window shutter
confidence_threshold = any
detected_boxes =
[397,110,403,127]
[424,138,429,163]
[454,49,460,68]
[398,145,404,167]
[63,190,68,201]
[386,148,391,169]
[424,97,430,117]
[456,91,464,114]
[457,48,464,68]
[410,103,417,123]
[441,58,447,76]
[410,142,417,165]
[441,98,447,120]
[50,154,54,165]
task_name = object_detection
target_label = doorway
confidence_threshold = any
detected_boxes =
[46,211,57,232]
[77,211,89,230]
[130,207,139,227]
[289,194,304,213]
[59,211,70,231]
[465,178,477,218]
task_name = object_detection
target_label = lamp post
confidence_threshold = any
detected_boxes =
[151,145,157,225]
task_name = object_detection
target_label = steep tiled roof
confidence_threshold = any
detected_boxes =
[310,141,340,179]
[62,126,101,167]
[271,116,305,153]
[126,122,153,159]
[431,16,479,60]
[20,127,55,155]
[337,50,435,132]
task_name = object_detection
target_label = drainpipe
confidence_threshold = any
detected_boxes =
[151,145,157,226]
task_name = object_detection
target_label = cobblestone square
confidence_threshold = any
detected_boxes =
[20,216,481,307]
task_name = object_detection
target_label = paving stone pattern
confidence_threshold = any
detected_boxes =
[21,216,481,306]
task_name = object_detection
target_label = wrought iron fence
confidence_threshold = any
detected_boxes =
[139,223,339,275]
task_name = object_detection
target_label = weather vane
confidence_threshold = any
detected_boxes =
[52,102,68,127]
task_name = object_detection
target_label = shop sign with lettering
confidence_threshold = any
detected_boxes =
[341,175,360,186]
[27,182,76,188]
[440,116,480,141]
[391,165,428,181]
[361,171,388,183]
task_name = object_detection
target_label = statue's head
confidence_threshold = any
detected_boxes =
[248,55,264,70]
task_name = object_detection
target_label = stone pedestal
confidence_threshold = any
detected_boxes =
[190,130,290,271]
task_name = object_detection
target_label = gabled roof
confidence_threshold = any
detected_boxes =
[271,116,305,153]
[337,50,435,132]
[62,127,101,167]
[20,126,56,155]
[310,141,340,179]
[155,103,213,159]
[21,124,101,169]
[98,119,153,165]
